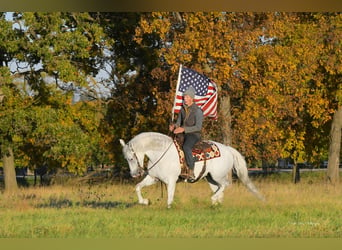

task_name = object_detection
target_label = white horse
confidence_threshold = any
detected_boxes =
[120,132,265,208]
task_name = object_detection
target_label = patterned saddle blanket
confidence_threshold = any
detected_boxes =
[174,139,221,166]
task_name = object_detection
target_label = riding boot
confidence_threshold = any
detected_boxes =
[187,168,195,182]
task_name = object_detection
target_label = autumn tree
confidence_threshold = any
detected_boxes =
[92,13,173,167]
[315,13,342,184]
[0,13,24,192]
[0,12,106,192]
[224,12,340,185]
[0,67,21,193]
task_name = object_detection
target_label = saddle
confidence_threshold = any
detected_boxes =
[174,133,212,151]
[193,141,216,156]
[173,134,221,182]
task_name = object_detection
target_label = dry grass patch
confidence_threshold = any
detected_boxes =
[0,174,341,238]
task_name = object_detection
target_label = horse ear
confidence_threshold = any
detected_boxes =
[119,139,126,147]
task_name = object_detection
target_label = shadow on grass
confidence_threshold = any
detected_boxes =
[36,198,137,209]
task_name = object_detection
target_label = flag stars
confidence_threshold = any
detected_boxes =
[179,68,209,96]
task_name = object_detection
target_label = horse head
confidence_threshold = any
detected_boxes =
[119,139,145,178]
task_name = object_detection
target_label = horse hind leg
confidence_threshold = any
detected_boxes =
[135,175,158,205]
[206,174,229,205]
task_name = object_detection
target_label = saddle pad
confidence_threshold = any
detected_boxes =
[174,139,221,165]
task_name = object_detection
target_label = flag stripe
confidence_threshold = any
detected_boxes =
[202,94,217,116]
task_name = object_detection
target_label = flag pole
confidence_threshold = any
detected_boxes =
[172,64,182,121]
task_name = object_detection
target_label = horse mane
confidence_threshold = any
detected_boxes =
[129,132,172,152]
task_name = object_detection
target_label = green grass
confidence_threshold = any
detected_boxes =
[0,172,341,238]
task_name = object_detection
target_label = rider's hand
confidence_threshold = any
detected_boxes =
[169,124,175,132]
[174,127,185,134]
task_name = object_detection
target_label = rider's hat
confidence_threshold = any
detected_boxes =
[184,86,195,99]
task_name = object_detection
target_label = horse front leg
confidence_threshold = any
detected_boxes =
[135,175,158,205]
[166,180,177,209]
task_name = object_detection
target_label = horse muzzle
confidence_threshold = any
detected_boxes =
[130,169,144,178]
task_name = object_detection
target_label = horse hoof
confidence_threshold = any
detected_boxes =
[141,199,149,205]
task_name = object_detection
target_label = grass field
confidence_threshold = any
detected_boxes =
[0,171,341,238]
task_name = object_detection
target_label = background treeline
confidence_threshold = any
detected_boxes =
[0,12,341,192]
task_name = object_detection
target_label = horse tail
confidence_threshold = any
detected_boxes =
[229,147,266,202]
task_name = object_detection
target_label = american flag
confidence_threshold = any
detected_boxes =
[172,65,218,120]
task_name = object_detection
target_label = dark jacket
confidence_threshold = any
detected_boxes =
[176,103,203,135]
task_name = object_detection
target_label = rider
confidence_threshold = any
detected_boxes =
[169,86,203,181]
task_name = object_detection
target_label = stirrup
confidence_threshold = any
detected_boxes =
[179,172,195,181]
[186,176,196,183]
[185,170,195,183]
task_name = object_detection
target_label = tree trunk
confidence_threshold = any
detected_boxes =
[2,146,18,194]
[220,95,233,182]
[327,106,342,184]
[292,163,300,184]
[220,95,232,145]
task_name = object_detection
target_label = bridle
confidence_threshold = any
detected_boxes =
[127,143,144,171]
[127,141,174,174]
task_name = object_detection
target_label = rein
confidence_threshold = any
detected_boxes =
[128,140,174,173]
[147,141,174,171]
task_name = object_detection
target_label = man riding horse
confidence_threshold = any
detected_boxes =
[169,86,203,182]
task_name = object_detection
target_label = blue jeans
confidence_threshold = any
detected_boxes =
[183,133,200,170]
